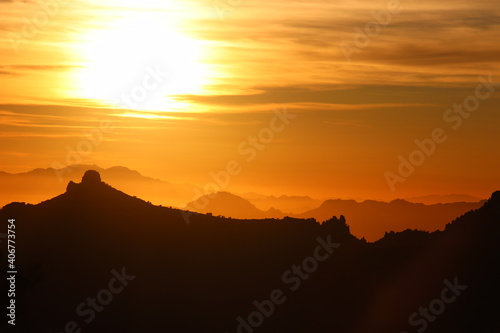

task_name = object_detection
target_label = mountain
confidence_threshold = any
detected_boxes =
[405,194,484,205]
[295,199,485,241]
[0,165,196,208]
[0,171,499,333]
[185,191,286,219]
[241,193,322,213]
[185,193,482,241]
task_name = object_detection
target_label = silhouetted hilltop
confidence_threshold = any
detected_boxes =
[0,172,499,333]
[0,165,196,208]
[31,169,158,216]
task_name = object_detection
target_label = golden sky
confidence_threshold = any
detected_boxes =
[1,0,499,200]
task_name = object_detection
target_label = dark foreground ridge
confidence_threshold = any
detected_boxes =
[1,171,499,333]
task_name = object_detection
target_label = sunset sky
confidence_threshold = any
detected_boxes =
[1,0,499,200]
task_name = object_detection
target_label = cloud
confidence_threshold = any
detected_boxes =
[174,84,477,107]
[0,65,81,76]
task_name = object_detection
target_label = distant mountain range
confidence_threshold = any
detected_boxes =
[185,191,484,241]
[186,191,286,219]
[295,198,485,241]
[239,192,322,213]
[404,194,483,205]
[0,165,196,208]
[0,165,486,241]
[1,165,327,213]
[1,170,498,333]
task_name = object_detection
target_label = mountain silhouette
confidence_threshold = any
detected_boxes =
[404,194,484,205]
[241,193,322,213]
[296,198,484,241]
[0,171,499,333]
[186,191,286,219]
[0,165,196,208]
[185,193,482,241]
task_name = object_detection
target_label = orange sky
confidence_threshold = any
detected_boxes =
[0,0,499,201]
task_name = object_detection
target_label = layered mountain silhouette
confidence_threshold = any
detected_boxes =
[185,192,483,241]
[186,191,286,219]
[1,171,499,333]
[296,198,484,241]
[404,194,483,205]
[0,165,195,208]
[241,193,322,213]
[1,166,485,232]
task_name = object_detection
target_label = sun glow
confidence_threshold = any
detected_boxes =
[75,12,212,113]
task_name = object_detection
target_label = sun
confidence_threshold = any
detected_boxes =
[75,12,211,112]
